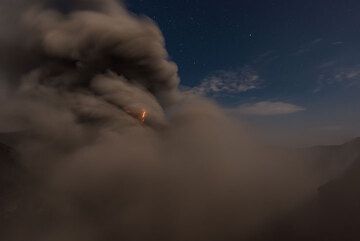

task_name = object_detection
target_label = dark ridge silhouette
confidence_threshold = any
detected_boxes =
[0,142,19,193]
[298,137,360,183]
[263,138,360,241]
[0,141,30,238]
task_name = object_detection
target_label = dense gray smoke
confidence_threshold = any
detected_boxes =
[0,1,320,241]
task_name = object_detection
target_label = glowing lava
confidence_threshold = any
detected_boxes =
[123,107,148,124]
[139,110,147,124]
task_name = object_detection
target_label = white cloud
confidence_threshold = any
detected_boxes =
[190,67,261,96]
[231,101,306,116]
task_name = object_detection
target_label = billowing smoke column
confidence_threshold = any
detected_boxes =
[1,0,179,127]
[0,1,320,241]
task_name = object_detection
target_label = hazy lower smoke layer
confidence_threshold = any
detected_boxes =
[0,1,319,241]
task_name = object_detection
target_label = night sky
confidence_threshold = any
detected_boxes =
[127,0,360,145]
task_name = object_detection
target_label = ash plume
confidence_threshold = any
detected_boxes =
[0,1,321,241]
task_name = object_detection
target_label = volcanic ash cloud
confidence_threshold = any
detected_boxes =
[0,1,320,241]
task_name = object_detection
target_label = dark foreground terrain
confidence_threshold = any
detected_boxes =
[1,137,360,241]
[262,138,360,241]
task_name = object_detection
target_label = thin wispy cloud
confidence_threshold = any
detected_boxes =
[334,66,360,85]
[315,64,360,92]
[332,41,344,46]
[318,60,337,69]
[230,101,306,116]
[319,125,344,131]
[292,38,323,56]
[251,50,279,65]
[190,67,262,96]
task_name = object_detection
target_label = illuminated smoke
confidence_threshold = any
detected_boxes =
[0,1,321,241]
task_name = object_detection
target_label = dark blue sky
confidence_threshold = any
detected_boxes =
[127,1,360,86]
[127,0,360,145]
